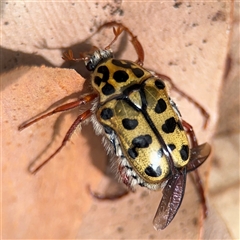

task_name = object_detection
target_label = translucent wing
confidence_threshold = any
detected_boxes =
[153,143,211,230]
[187,143,211,172]
[153,168,186,230]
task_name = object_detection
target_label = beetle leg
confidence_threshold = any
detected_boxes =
[29,109,93,174]
[87,184,129,201]
[96,21,144,66]
[18,92,98,130]
[190,170,208,221]
[182,119,211,170]
[19,92,98,173]
[86,157,131,201]
[62,49,85,62]
[62,48,98,62]
[182,119,198,147]
[182,120,211,219]
[187,143,211,220]
[87,162,135,200]
[154,72,209,129]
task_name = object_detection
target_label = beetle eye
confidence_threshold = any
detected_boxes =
[86,59,95,71]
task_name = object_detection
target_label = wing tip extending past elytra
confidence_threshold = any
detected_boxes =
[153,169,187,230]
[187,142,211,172]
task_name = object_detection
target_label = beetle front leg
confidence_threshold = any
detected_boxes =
[96,21,145,66]
[19,92,98,130]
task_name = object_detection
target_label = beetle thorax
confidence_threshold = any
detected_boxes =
[85,49,113,71]
[91,58,152,103]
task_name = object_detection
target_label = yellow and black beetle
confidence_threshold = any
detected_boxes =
[19,22,211,230]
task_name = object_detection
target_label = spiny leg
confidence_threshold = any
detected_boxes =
[18,92,98,173]
[87,158,131,201]
[182,119,198,147]
[155,72,210,129]
[18,92,98,130]
[63,22,144,65]
[182,120,208,219]
[87,184,129,201]
[29,109,93,174]
[96,21,144,66]
[182,119,211,171]
[154,120,208,230]
[62,48,93,62]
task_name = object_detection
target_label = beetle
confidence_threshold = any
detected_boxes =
[19,21,211,230]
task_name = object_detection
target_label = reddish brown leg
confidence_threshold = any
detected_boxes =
[62,48,91,62]
[18,92,98,130]
[182,119,198,147]
[86,160,131,201]
[29,109,93,174]
[96,21,145,66]
[154,73,210,129]
[19,92,98,173]
[87,185,129,201]
[190,171,208,218]
[182,120,208,219]
[63,22,144,65]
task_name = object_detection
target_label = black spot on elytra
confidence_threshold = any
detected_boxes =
[162,117,177,133]
[94,66,115,95]
[128,134,152,159]
[132,135,152,148]
[112,59,133,68]
[145,165,162,177]
[132,68,144,78]
[100,108,113,120]
[155,98,167,113]
[94,76,102,86]
[122,118,138,130]
[180,145,189,161]
[102,83,115,95]
[168,144,176,151]
[128,148,138,159]
[113,70,129,82]
[111,59,145,78]
[97,66,109,83]
[155,79,165,89]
